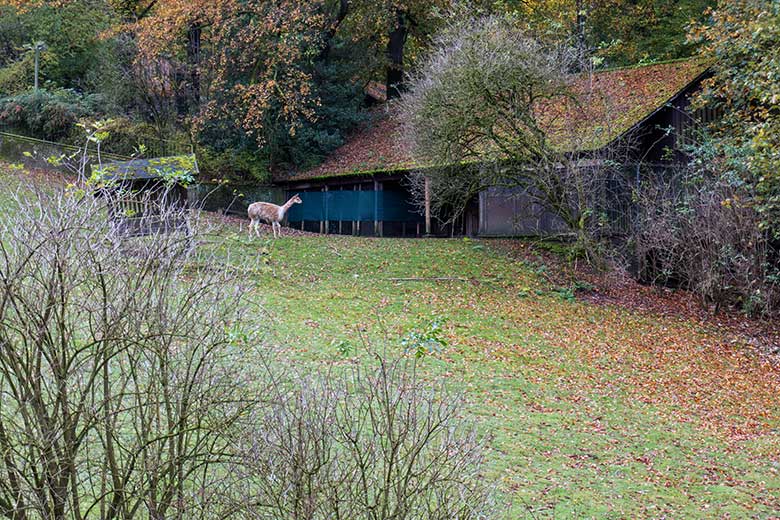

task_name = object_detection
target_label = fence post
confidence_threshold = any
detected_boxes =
[424,176,431,236]
[323,186,328,234]
[338,185,343,235]
[355,184,361,236]
[374,179,382,237]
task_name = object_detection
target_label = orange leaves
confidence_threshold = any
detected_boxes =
[287,117,417,181]
[125,0,227,58]
[538,58,712,151]
[116,0,329,145]
[482,239,780,445]
[0,0,64,10]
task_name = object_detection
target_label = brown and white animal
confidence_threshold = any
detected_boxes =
[247,194,303,238]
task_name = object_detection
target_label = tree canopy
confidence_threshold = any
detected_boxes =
[692,0,780,239]
[0,0,723,178]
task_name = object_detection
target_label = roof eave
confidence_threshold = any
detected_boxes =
[604,65,713,149]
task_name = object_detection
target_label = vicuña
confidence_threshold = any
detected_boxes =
[247,194,303,238]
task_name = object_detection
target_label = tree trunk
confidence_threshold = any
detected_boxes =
[317,0,349,63]
[177,24,201,116]
[186,23,201,114]
[424,176,431,235]
[386,9,408,99]
[575,0,588,61]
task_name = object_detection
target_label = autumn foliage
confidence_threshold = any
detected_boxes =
[692,0,780,240]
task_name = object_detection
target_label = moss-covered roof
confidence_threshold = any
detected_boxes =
[280,58,710,183]
[97,154,198,182]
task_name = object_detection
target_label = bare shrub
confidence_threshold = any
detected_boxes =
[399,16,573,169]
[0,175,259,519]
[227,356,497,520]
[0,171,500,518]
[635,167,780,315]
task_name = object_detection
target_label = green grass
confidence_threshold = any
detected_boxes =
[4,166,780,518]
[214,230,780,518]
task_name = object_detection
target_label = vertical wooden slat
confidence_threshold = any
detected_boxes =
[321,186,327,234]
[424,176,431,236]
[356,184,361,236]
[374,179,382,237]
[338,185,343,235]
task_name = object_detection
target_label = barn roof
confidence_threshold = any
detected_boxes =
[279,58,710,183]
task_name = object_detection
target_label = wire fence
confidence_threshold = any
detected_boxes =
[0,129,131,162]
[129,134,193,158]
[0,122,192,160]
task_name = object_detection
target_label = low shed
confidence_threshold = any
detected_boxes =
[275,119,444,237]
[96,154,198,236]
[285,178,424,237]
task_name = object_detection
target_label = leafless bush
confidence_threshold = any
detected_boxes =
[399,16,574,169]
[227,356,498,520]
[0,176,260,519]
[515,151,632,263]
[635,168,780,315]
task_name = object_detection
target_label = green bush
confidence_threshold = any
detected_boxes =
[197,146,271,183]
[95,118,191,158]
[0,51,58,96]
[95,118,157,156]
[0,89,106,141]
[271,61,368,169]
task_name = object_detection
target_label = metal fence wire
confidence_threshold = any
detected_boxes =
[0,123,191,160]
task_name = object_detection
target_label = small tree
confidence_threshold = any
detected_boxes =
[399,15,629,260]
[690,0,780,241]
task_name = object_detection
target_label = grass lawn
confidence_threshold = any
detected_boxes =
[4,166,780,518]
[218,229,780,519]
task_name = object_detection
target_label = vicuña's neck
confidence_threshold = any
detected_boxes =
[278,198,296,218]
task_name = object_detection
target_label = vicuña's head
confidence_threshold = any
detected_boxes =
[291,194,303,204]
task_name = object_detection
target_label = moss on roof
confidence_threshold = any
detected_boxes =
[96,154,198,183]
[540,58,711,152]
[279,58,710,183]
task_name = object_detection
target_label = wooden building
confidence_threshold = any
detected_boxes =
[97,155,197,237]
[274,58,713,237]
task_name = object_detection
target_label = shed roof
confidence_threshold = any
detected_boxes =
[279,58,710,183]
[97,154,198,182]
